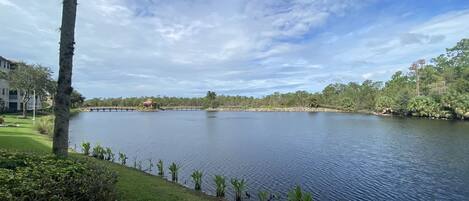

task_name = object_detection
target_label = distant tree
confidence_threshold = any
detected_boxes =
[205,91,219,108]
[8,63,53,117]
[340,97,355,112]
[308,95,319,108]
[70,90,85,108]
[53,0,77,158]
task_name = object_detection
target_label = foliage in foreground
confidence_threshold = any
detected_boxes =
[191,170,203,191]
[81,142,91,156]
[288,186,313,201]
[231,178,247,201]
[0,150,118,201]
[169,162,180,182]
[214,175,226,197]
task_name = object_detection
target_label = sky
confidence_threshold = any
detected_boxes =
[1,0,469,98]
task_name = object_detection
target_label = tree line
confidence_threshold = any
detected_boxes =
[84,39,468,120]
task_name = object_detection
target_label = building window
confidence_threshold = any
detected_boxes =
[2,88,4,95]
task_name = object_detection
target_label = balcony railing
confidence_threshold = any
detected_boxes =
[9,95,18,100]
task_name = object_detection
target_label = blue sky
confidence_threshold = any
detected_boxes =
[1,0,468,98]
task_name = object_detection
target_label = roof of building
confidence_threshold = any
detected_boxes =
[0,56,19,64]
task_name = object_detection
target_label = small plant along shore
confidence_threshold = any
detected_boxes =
[79,141,315,201]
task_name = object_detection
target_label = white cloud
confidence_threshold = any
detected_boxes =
[0,1,468,97]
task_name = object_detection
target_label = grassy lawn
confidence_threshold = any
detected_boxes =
[0,114,220,201]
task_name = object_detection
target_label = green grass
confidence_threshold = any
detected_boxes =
[0,114,220,201]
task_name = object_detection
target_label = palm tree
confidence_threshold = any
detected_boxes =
[214,175,226,197]
[157,160,164,176]
[191,170,203,191]
[231,178,247,201]
[169,162,180,182]
[53,0,78,157]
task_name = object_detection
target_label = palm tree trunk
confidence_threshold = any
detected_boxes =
[53,0,77,157]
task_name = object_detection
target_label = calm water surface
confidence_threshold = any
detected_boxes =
[69,111,469,200]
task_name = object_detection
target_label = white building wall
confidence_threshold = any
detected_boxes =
[0,58,10,109]
[0,56,42,112]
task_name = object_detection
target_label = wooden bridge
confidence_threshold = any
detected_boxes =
[85,106,203,112]
[85,107,139,112]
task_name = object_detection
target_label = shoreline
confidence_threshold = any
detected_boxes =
[207,107,343,113]
[77,106,467,121]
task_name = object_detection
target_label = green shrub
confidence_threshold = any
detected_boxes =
[81,142,91,156]
[407,96,440,117]
[35,116,54,135]
[105,147,114,161]
[191,170,203,191]
[118,152,127,165]
[214,175,226,197]
[231,178,247,201]
[157,159,164,176]
[92,144,105,160]
[258,191,269,201]
[169,162,180,182]
[0,150,118,201]
[340,97,355,112]
[375,96,394,113]
[0,117,4,125]
[441,91,469,119]
[288,186,313,201]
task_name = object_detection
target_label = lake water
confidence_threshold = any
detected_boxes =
[69,111,469,200]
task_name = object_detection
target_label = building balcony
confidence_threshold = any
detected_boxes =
[9,95,17,100]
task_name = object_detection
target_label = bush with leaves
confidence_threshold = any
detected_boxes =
[105,147,114,161]
[169,162,180,182]
[118,152,127,165]
[441,90,469,119]
[35,116,54,136]
[340,97,356,112]
[214,175,226,197]
[407,96,440,117]
[191,170,203,191]
[288,186,313,201]
[375,96,395,114]
[157,159,164,176]
[231,178,247,201]
[92,144,105,160]
[258,191,269,201]
[0,150,118,201]
[81,142,91,156]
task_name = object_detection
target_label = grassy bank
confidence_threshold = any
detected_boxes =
[0,114,219,201]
